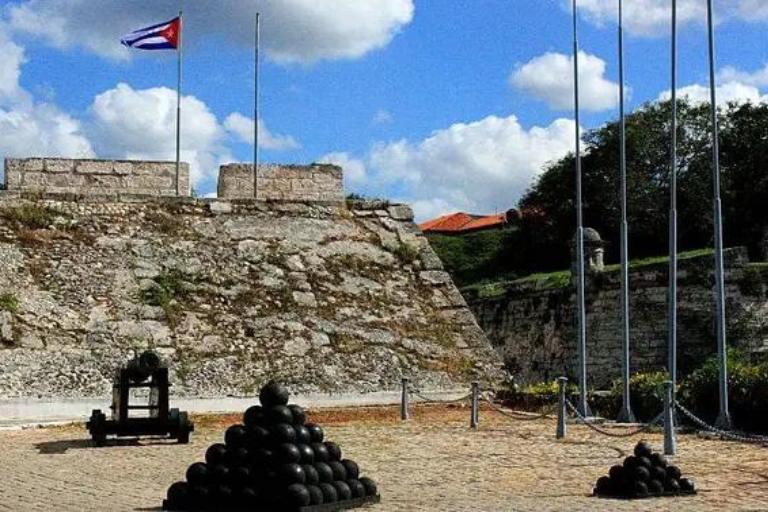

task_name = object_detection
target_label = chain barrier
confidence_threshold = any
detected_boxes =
[674,401,768,446]
[408,388,472,404]
[565,398,663,438]
[480,392,556,421]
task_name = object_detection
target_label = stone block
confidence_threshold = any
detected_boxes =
[44,159,75,173]
[75,160,114,174]
[388,204,414,221]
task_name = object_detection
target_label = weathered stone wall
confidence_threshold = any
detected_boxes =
[218,164,343,202]
[0,193,503,399]
[466,248,768,388]
[4,158,190,197]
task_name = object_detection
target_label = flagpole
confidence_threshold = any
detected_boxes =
[668,0,679,392]
[253,12,260,199]
[706,0,731,430]
[175,10,183,196]
[616,0,635,423]
[572,0,590,418]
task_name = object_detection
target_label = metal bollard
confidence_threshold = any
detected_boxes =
[663,380,677,455]
[400,377,410,421]
[470,381,479,429]
[556,376,568,439]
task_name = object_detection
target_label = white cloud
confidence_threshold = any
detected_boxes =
[318,152,367,187]
[224,112,300,151]
[6,0,414,63]
[719,64,768,88]
[0,29,28,105]
[658,81,768,105]
[372,109,393,125]
[736,0,768,21]
[510,51,619,112]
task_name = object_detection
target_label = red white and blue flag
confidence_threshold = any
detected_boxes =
[121,17,181,50]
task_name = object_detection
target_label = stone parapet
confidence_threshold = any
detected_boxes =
[217,163,343,202]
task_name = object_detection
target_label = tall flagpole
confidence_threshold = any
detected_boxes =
[668,0,679,391]
[706,0,731,430]
[572,0,590,417]
[617,0,635,423]
[175,10,183,196]
[253,12,260,199]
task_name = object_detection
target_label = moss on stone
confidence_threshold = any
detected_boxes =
[0,293,19,314]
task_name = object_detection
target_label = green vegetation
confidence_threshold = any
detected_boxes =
[0,293,19,314]
[145,210,184,235]
[427,228,519,287]
[0,203,63,230]
[140,270,190,326]
[392,243,420,264]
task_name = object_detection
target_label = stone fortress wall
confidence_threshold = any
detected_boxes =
[217,163,343,202]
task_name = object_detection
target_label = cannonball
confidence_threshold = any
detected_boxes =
[166,481,189,507]
[633,480,649,498]
[312,442,330,462]
[186,462,210,486]
[210,464,230,484]
[139,350,162,371]
[329,461,348,481]
[325,441,342,461]
[634,441,653,458]
[189,484,211,503]
[260,380,289,407]
[231,466,251,488]
[622,455,639,470]
[307,484,324,505]
[298,443,315,464]
[225,425,249,448]
[314,462,334,483]
[595,476,612,496]
[634,466,650,482]
[650,453,667,468]
[666,465,682,480]
[665,478,681,494]
[288,404,307,425]
[276,443,301,464]
[347,479,366,499]
[651,466,667,481]
[212,483,234,503]
[608,465,624,480]
[637,456,652,469]
[648,479,664,496]
[277,463,306,486]
[266,405,294,426]
[679,478,695,493]
[248,425,271,448]
[341,459,360,480]
[243,405,265,428]
[306,423,324,443]
[302,464,320,485]
[295,425,312,445]
[272,423,297,444]
[359,477,378,497]
[205,444,228,467]
[229,447,250,467]
[252,447,274,466]
[284,483,311,508]
[236,487,259,507]
[318,482,338,503]
[333,481,352,501]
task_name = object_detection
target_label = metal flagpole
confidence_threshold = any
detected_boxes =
[617,0,635,423]
[706,0,731,430]
[253,12,260,199]
[572,0,590,417]
[668,0,679,391]
[175,10,183,196]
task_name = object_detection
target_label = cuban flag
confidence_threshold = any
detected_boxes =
[121,17,180,50]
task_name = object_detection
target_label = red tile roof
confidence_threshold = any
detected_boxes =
[419,211,508,234]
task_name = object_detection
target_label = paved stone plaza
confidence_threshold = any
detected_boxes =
[1,404,766,511]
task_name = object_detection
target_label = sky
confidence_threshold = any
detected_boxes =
[0,0,767,221]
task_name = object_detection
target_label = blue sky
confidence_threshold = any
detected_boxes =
[1,0,767,220]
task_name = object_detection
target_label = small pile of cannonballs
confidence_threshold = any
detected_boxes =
[163,380,378,510]
[594,441,696,499]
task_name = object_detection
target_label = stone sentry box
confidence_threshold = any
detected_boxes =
[217,163,344,202]
[3,157,190,197]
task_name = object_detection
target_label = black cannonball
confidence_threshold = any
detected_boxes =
[341,459,360,480]
[189,484,211,503]
[243,405,265,428]
[276,443,302,464]
[332,481,352,501]
[236,486,259,507]
[267,405,294,426]
[679,478,695,493]
[648,479,664,496]
[634,441,653,458]
[306,423,324,443]
[312,442,330,462]
[622,455,639,470]
[314,462,334,483]
[288,404,307,425]
[205,443,228,467]
[272,423,297,444]
[329,461,348,481]
[637,456,652,469]
[210,464,230,484]
[229,446,250,467]
[318,482,338,503]
[260,381,290,407]
[212,483,234,503]
[347,479,366,499]
[277,463,306,486]
[634,466,650,482]
[651,466,667,482]
[307,484,324,505]
[297,444,315,464]
[248,425,271,448]
[595,476,612,496]
[295,425,312,444]
[139,350,162,372]
[252,447,274,466]
[633,480,649,498]
[225,425,249,448]
[231,466,251,488]
[665,478,681,494]
[284,483,311,508]
[359,477,378,497]
[166,481,189,508]
[608,464,624,481]
[650,453,667,468]
[186,462,210,486]
[325,441,342,461]
[666,465,682,480]
[302,464,320,485]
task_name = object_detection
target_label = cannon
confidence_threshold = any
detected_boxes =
[87,351,194,446]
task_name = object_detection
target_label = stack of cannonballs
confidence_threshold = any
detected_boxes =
[593,441,696,499]
[163,381,379,511]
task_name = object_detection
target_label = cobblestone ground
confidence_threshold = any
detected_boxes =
[1,404,767,511]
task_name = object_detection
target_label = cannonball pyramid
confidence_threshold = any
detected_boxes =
[593,441,697,499]
[163,381,380,511]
